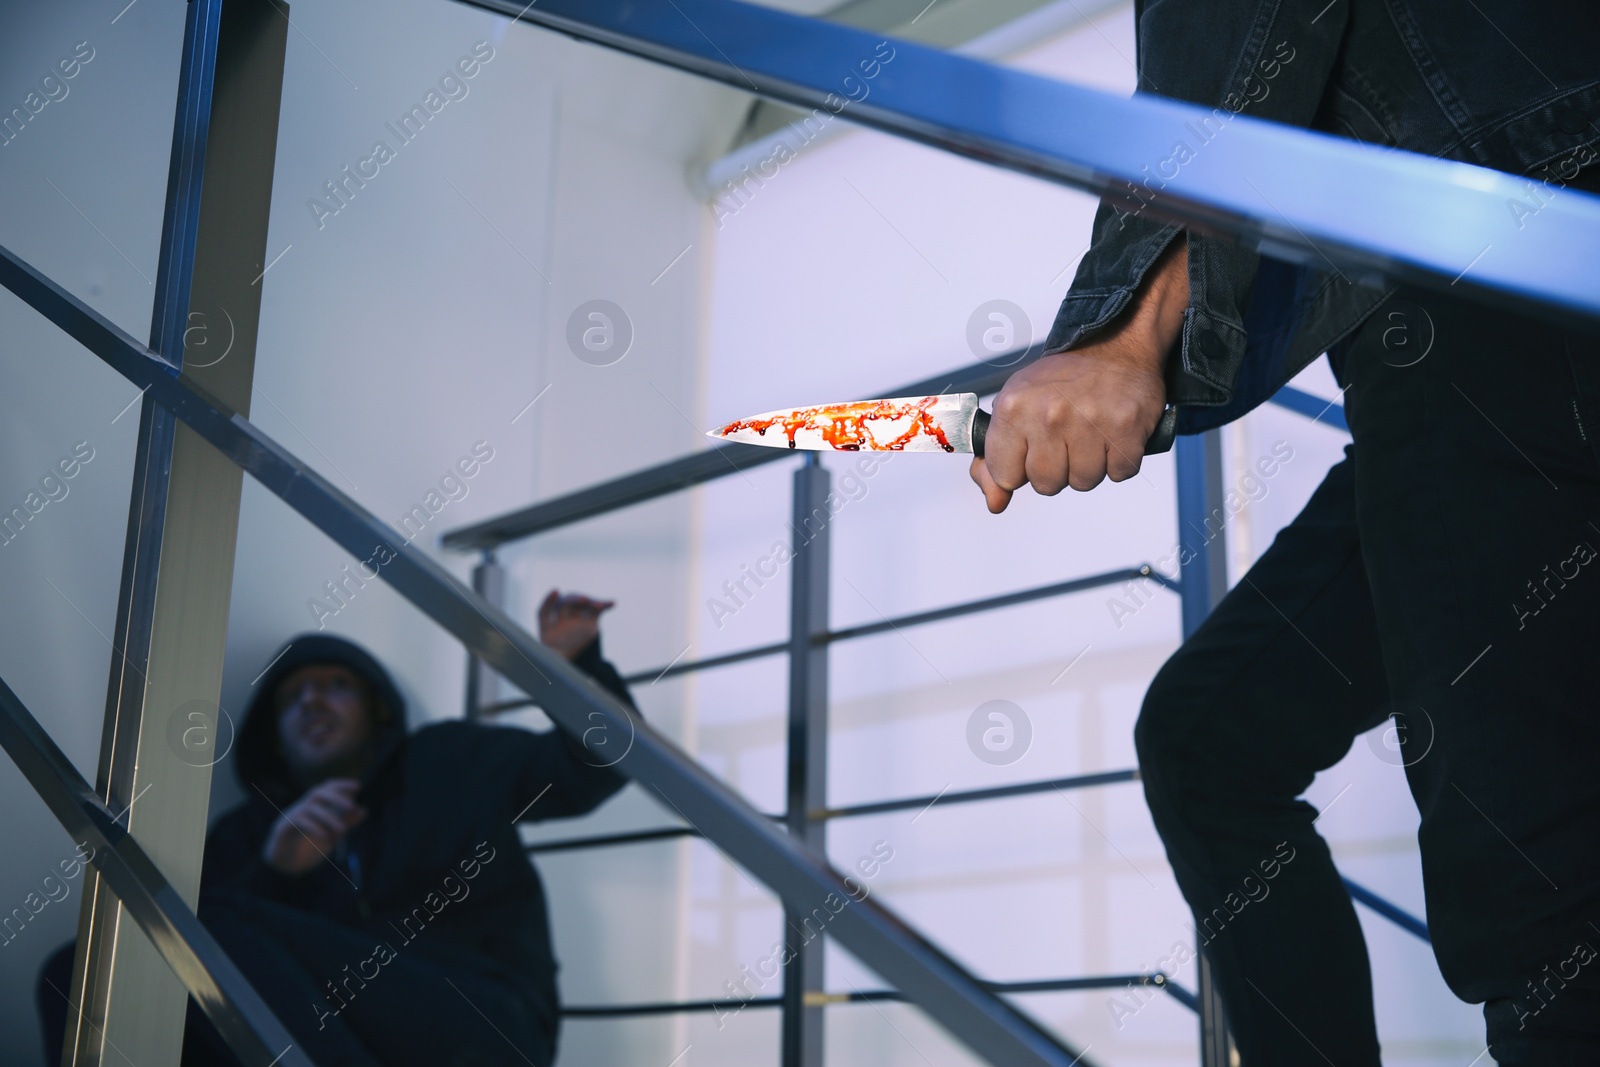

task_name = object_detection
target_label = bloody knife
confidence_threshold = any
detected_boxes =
[708,393,1178,457]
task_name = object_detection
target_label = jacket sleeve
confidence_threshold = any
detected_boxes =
[508,635,633,822]
[1043,0,1352,416]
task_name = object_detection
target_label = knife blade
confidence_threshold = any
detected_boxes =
[708,393,1178,457]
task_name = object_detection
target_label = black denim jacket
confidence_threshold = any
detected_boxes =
[1043,0,1600,433]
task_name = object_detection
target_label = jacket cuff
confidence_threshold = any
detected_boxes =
[570,634,604,673]
[1041,203,1250,419]
[569,633,639,713]
[1041,208,1179,355]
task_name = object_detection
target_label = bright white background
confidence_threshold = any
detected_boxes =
[0,1,1482,1065]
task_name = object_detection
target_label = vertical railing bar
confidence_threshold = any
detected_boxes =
[1175,429,1229,638]
[782,453,830,1067]
[466,549,507,718]
[1175,428,1236,1066]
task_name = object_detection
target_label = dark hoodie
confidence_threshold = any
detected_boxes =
[200,633,631,1043]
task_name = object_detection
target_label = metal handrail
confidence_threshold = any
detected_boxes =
[454,0,1600,330]
[439,356,1351,556]
[1343,877,1429,943]
[826,565,1177,644]
[468,565,1172,707]
[1271,384,1350,433]
[439,382,1338,555]
[524,769,1144,853]
[0,674,310,1067]
[818,769,1142,821]
[520,777,1433,952]
[560,972,1199,1019]
[0,241,1092,1067]
[528,824,704,855]
[440,343,1053,550]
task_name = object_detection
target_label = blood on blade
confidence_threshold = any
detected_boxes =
[715,396,955,452]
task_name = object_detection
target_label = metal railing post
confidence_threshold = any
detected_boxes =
[465,549,506,718]
[1175,428,1237,1066]
[1175,429,1228,638]
[65,2,289,1064]
[783,454,831,1067]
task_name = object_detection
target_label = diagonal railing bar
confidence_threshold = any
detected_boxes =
[519,786,1432,949]
[439,349,1355,557]
[1269,385,1349,432]
[529,824,705,854]
[526,769,1141,853]
[440,356,1357,556]
[0,245,1091,1067]
[456,0,1600,330]
[615,638,788,688]
[819,769,1140,821]
[831,972,1197,1009]
[0,674,312,1067]
[442,439,782,551]
[470,563,1173,708]
[824,565,1174,645]
[560,971,1199,1018]
[440,342,1054,550]
[1343,877,1429,943]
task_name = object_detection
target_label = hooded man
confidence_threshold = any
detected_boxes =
[40,590,633,1067]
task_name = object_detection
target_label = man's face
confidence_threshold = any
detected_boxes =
[273,664,372,782]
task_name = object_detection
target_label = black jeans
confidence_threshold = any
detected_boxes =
[38,895,554,1067]
[1137,286,1600,1065]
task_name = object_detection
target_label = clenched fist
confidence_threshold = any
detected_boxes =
[972,234,1189,512]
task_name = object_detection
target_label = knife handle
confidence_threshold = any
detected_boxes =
[971,406,1178,459]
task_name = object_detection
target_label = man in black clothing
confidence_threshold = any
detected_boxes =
[970,1,1600,1063]
[40,590,633,1067]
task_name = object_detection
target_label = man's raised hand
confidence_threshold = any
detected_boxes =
[538,589,616,661]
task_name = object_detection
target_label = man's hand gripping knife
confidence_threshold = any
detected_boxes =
[971,234,1189,511]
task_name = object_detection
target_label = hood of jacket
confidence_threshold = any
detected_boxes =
[236,633,410,805]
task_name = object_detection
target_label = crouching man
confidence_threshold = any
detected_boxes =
[40,590,632,1067]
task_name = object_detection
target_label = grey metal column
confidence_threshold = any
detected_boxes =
[465,549,507,718]
[65,2,288,1064]
[1174,428,1236,1067]
[783,454,831,1067]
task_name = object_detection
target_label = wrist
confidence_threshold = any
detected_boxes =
[1089,233,1188,372]
[1144,233,1191,347]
